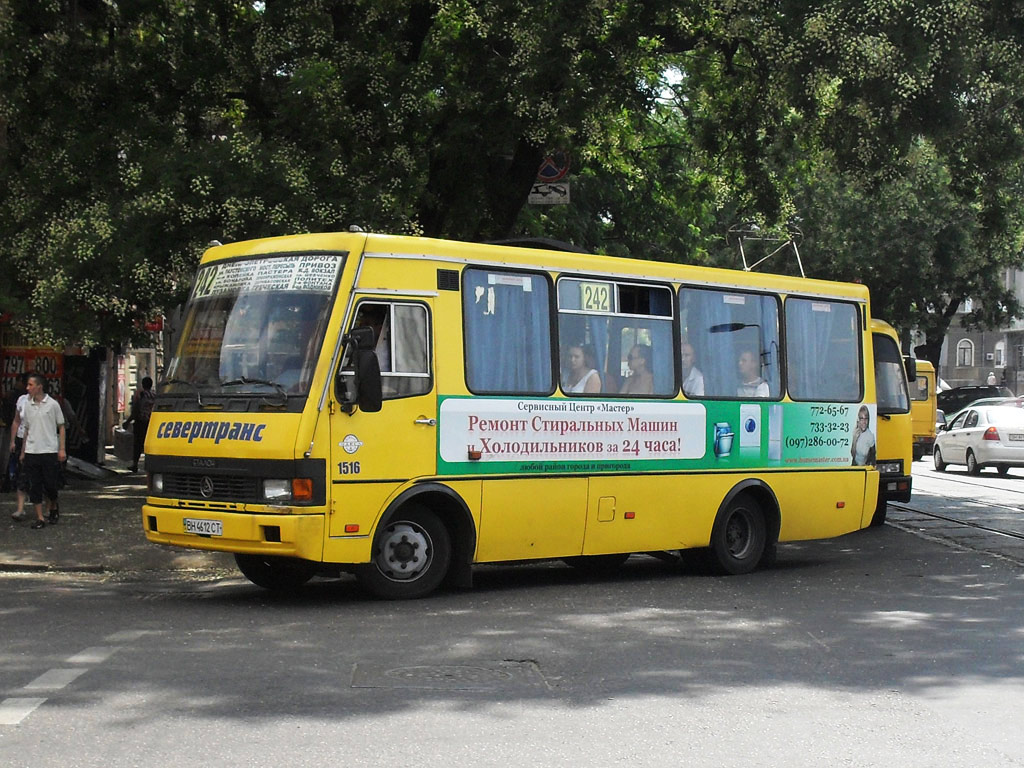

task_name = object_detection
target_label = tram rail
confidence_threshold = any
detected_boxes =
[888,501,1024,542]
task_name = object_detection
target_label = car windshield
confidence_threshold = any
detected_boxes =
[163,253,344,398]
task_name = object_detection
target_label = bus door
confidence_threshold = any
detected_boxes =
[328,298,435,537]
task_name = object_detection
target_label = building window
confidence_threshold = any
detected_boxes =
[995,341,1005,368]
[956,339,974,367]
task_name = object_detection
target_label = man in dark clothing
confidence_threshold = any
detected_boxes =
[124,376,155,473]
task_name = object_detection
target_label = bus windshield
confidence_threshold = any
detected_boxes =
[873,333,910,415]
[163,253,344,398]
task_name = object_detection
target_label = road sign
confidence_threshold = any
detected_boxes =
[536,151,569,183]
[528,182,570,205]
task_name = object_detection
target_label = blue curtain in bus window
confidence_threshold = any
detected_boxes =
[786,299,828,399]
[650,289,672,317]
[464,269,552,393]
[649,320,675,394]
[681,288,733,396]
[682,288,779,398]
[589,318,609,385]
[786,299,859,401]
[757,297,781,398]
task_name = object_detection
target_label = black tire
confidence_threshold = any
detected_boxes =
[966,450,981,475]
[234,554,316,591]
[708,493,767,575]
[912,446,923,462]
[933,447,946,472]
[356,505,451,599]
[563,553,630,573]
[869,497,887,527]
[997,464,1010,476]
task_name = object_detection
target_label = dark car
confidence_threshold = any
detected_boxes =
[937,386,1015,416]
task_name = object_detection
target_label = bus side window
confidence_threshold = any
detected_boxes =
[785,299,861,402]
[680,287,781,399]
[464,269,553,395]
[556,278,674,397]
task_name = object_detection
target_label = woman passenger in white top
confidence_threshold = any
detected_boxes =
[563,344,601,394]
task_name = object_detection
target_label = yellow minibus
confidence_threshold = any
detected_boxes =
[867,320,913,526]
[143,232,883,598]
[909,360,937,461]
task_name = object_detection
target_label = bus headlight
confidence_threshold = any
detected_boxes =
[151,473,164,494]
[263,479,292,501]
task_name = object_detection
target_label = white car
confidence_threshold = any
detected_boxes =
[933,405,1024,475]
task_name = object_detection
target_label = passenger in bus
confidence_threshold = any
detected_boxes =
[680,340,704,397]
[620,344,654,395]
[354,304,391,371]
[563,344,601,394]
[736,348,769,398]
[851,405,876,466]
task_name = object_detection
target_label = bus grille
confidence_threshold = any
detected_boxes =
[162,473,260,502]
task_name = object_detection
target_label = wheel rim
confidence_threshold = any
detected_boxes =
[968,453,976,472]
[724,508,756,560]
[373,521,433,582]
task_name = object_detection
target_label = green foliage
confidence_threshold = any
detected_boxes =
[0,0,1022,350]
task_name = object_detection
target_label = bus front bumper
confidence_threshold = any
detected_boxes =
[142,504,326,561]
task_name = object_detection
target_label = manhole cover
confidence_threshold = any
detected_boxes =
[384,665,512,685]
[352,661,548,691]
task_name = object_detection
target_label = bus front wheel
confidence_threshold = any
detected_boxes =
[356,505,452,600]
[709,494,767,575]
[235,554,316,591]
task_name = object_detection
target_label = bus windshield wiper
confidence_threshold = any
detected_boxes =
[163,378,205,407]
[221,377,288,405]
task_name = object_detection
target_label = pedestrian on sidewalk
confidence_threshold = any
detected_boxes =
[19,373,65,529]
[124,376,154,473]
[7,374,30,521]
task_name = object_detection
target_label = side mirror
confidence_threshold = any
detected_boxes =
[903,355,917,382]
[337,328,383,413]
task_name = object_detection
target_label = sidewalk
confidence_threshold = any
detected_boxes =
[0,450,235,576]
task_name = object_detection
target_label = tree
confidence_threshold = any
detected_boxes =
[2,0,1023,347]
[794,141,1024,368]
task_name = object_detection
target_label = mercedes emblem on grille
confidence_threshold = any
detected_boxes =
[199,476,215,498]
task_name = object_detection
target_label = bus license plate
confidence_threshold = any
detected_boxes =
[184,518,223,536]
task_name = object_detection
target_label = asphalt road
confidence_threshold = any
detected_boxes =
[2,470,1023,768]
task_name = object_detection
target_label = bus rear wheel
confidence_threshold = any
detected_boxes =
[235,554,316,591]
[709,493,767,575]
[356,505,451,600]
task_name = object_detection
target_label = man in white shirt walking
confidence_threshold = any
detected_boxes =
[7,374,30,520]
[19,373,65,529]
